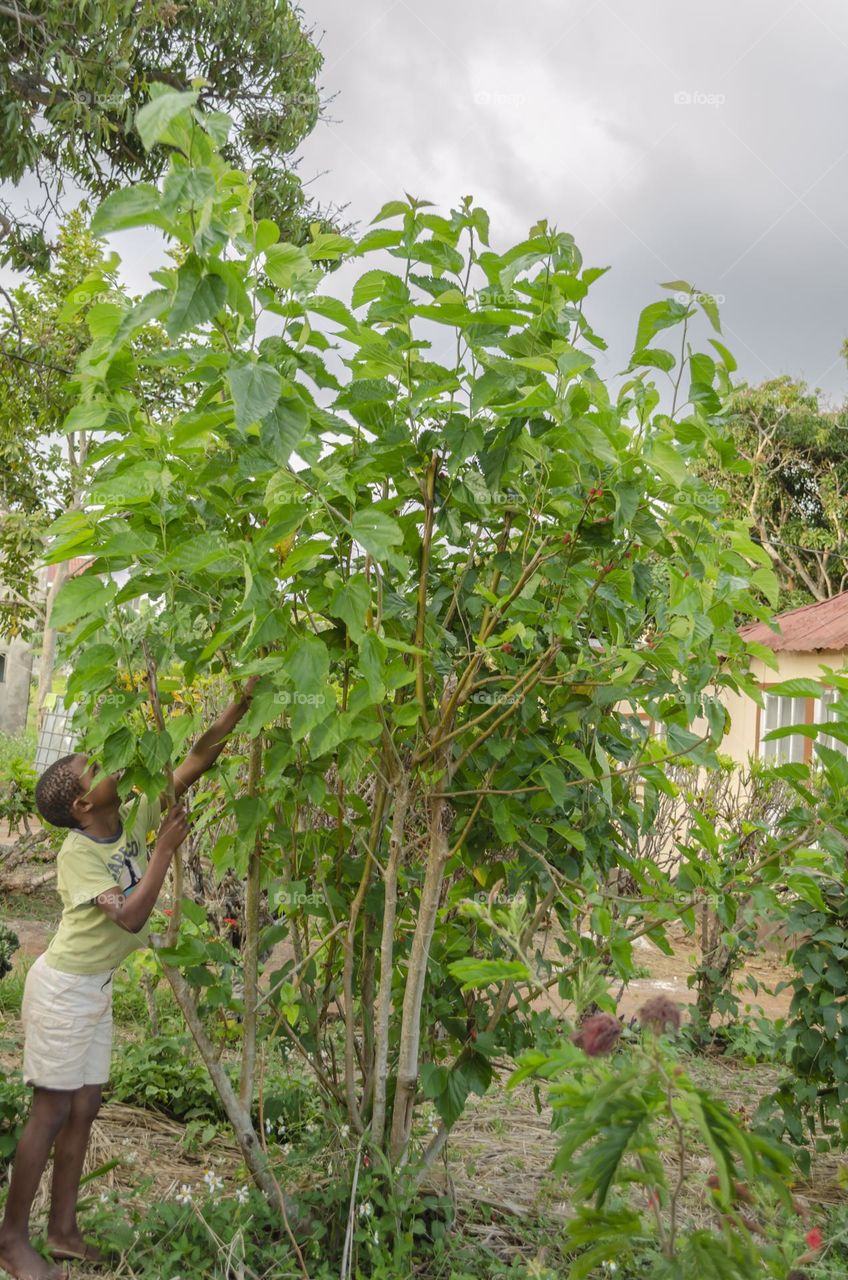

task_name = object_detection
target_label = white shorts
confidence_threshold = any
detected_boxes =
[22,953,114,1090]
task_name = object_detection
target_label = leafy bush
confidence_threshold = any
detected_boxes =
[759,885,848,1167]
[108,1035,224,1123]
[111,949,179,1030]
[0,732,36,834]
[0,952,29,1013]
[0,1074,29,1168]
[0,923,19,982]
[512,1002,802,1279]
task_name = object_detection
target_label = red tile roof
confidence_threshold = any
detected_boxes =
[739,589,848,652]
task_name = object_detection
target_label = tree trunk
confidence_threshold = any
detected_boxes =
[239,735,264,1108]
[35,561,68,730]
[370,778,410,1147]
[157,954,304,1223]
[388,792,449,1164]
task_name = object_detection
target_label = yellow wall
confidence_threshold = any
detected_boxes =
[705,649,848,766]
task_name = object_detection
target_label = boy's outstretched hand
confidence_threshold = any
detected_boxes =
[169,673,260,802]
[155,804,190,858]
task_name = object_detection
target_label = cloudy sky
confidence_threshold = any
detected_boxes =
[3,0,847,401]
[293,0,848,401]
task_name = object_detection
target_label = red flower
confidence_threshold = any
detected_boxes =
[162,909,172,917]
[805,1227,824,1250]
[637,996,681,1035]
[223,917,238,926]
[572,1013,621,1057]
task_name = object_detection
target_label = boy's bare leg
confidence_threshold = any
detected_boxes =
[0,1087,70,1280]
[45,1085,107,1262]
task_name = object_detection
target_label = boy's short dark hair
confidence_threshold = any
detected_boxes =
[35,754,83,828]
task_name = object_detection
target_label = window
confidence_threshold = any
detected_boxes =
[0,653,5,683]
[760,694,807,764]
[815,687,848,758]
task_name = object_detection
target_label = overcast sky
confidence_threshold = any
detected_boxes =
[3,0,847,401]
[293,0,848,402]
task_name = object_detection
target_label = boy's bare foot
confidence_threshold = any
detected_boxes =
[46,1231,107,1263]
[0,1234,64,1280]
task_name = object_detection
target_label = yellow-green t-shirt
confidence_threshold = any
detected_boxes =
[44,795,162,975]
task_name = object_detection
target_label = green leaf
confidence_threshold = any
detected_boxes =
[167,258,227,338]
[448,958,530,991]
[709,338,737,372]
[306,233,354,261]
[358,631,386,701]
[633,298,689,353]
[350,509,404,561]
[259,396,309,464]
[559,744,596,781]
[90,186,166,236]
[264,243,314,290]
[371,200,410,224]
[539,763,568,806]
[135,86,198,151]
[228,362,282,430]
[766,678,823,697]
[329,576,370,643]
[51,575,116,630]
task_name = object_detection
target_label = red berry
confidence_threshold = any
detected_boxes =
[501,643,513,654]
[806,1228,824,1250]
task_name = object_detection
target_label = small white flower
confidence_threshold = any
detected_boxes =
[359,1201,373,1218]
[235,1184,249,1205]
[279,1142,291,1156]
[99,1191,110,1203]
[372,1229,379,1245]
[202,1169,224,1194]
[340,1123,350,1139]
[326,1162,333,1176]
[264,1117,273,1134]
[175,1185,193,1205]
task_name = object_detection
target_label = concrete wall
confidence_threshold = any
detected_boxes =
[695,648,848,767]
[0,638,33,736]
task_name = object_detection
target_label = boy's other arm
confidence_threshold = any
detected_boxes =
[94,805,189,934]
[170,677,258,801]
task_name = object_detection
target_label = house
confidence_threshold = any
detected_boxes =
[719,591,848,767]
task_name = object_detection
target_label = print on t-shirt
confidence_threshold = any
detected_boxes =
[106,829,143,895]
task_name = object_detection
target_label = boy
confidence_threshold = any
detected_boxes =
[0,679,256,1280]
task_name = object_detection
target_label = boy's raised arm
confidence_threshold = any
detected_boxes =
[96,804,189,933]
[169,676,258,800]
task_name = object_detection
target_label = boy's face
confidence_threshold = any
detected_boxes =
[69,753,121,820]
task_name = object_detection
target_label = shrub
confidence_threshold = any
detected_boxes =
[0,1074,29,1168]
[108,1035,223,1123]
[512,1001,800,1279]
[758,885,848,1168]
[0,923,20,982]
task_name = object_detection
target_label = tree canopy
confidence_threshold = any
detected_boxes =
[0,0,326,269]
[0,207,123,636]
[694,376,848,611]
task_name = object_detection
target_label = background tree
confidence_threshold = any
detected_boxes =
[0,210,121,662]
[694,376,848,612]
[0,0,328,269]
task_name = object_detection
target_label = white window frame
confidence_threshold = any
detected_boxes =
[760,693,807,765]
